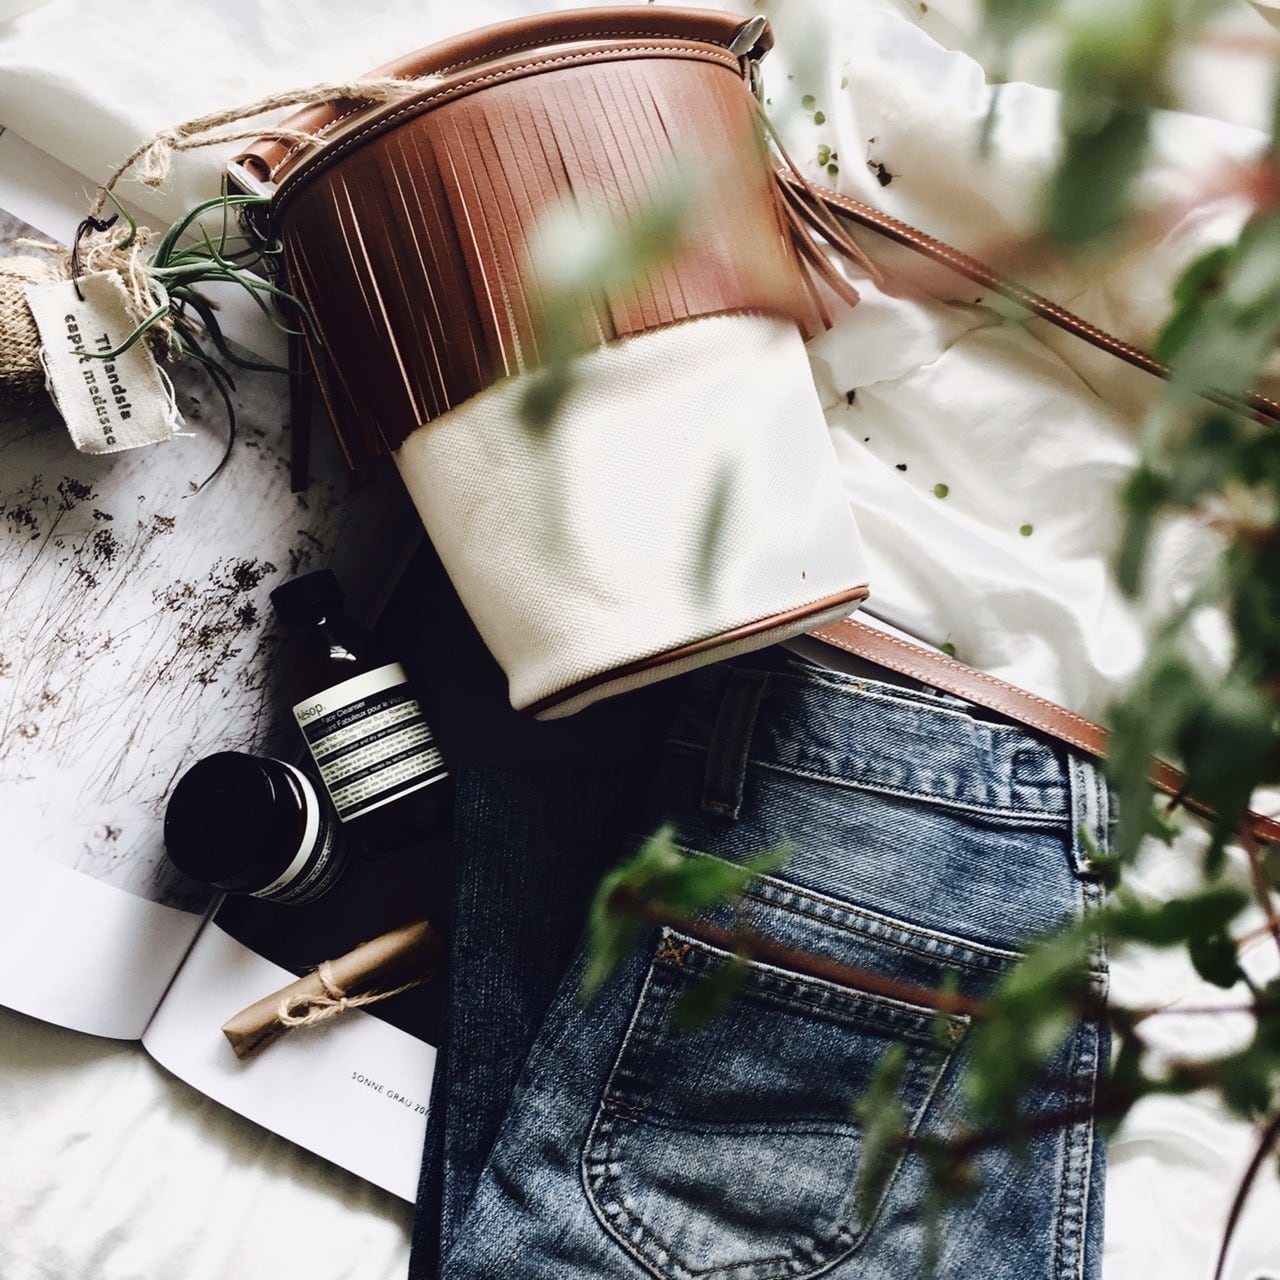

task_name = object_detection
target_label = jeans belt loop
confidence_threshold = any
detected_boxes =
[699,666,770,820]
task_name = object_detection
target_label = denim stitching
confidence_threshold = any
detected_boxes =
[622,1115,865,1140]
[583,926,970,1280]
[667,739,1071,826]
[701,667,769,819]
[1051,755,1112,1280]
[712,856,1024,966]
[591,1098,813,1280]
[658,935,968,1036]
[756,756,1069,826]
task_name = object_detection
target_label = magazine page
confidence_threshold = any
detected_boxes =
[0,193,422,1038]
[142,828,448,1200]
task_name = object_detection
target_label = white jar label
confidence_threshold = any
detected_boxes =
[252,765,347,904]
[292,663,447,822]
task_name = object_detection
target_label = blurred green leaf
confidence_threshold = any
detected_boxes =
[1116,463,1169,596]
[1188,927,1246,990]
[1178,678,1280,863]
[1106,1032,1148,1124]
[693,467,733,606]
[1156,245,1234,363]
[1043,104,1149,245]
[581,827,790,1000]
[518,362,577,433]
[964,925,1095,1125]
[1164,414,1248,506]
[1103,884,1249,947]
[852,1043,909,1219]
[1161,214,1280,407]
[980,0,1063,63]
[1214,1042,1280,1120]
[1107,647,1210,862]
[672,953,750,1029]
[1263,845,1280,892]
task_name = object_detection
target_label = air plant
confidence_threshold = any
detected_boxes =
[78,187,308,488]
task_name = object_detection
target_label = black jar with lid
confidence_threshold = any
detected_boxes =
[163,752,348,905]
[269,569,451,855]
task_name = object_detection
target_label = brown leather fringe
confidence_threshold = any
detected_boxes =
[275,50,827,467]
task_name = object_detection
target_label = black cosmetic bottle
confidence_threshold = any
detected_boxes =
[269,569,450,854]
[163,752,348,904]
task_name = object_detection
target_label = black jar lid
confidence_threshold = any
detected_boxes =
[269,569,343,627]
[163,752,303,892]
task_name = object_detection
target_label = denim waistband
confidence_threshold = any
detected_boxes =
[667,648,1075,827]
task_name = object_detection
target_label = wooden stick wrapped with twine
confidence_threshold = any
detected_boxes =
[221,918,442,1059]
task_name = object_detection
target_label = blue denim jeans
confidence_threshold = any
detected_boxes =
[411,649,1111,1279]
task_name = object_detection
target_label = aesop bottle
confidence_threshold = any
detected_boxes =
[163,752,348,904]
[269,570,450,854]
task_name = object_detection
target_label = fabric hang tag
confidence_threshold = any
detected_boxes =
[23,270,180,454]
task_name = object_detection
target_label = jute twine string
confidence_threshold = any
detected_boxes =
[0,223,180,383]
[90,74,444,214]
[0,255,69,395]
[21,224,177,350]
[1,71,441,397]
[275,961,433,1029]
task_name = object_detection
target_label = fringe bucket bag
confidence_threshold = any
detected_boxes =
[232,7,871,718]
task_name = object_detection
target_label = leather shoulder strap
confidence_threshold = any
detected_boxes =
[789,170,1280,844]
[778,170,1280,427]
[809,616,1280,845]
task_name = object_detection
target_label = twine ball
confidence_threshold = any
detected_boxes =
[0,255,68,398]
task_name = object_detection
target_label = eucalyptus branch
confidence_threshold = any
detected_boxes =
[1240,825,1280,961]
[610,880,1278,1033]
[900,1087,1136,1173]
[604,883,989,1019]
[1124,1000,1263,1022]
[1212,1109,1280,1280]
[1238,914,1280,947]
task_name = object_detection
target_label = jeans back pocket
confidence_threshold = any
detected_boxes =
[583,927,968,1280]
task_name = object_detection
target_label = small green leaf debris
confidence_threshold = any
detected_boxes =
[1019,523,1034,537]
[814,110,827,125]
[933,483,950,498]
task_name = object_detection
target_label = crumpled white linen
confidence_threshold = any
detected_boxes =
[0,1004,413,1280]
[2,2,1279,1279]
[0,0,600,227]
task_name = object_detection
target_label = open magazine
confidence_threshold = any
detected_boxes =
[0,135,438,1201]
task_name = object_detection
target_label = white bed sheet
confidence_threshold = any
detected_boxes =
[0,1006,413,1280]
[2,2,1280,1278]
